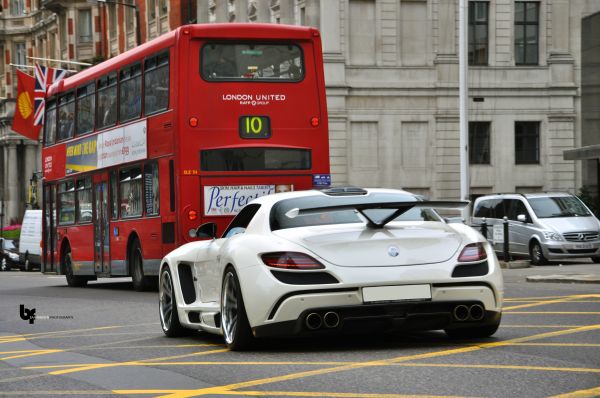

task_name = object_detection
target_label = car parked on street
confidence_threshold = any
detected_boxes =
[158,188,503,350]
[1,238,20,271]
[471,192,600,265]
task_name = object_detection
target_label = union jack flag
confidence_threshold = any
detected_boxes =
[33,64,68,126]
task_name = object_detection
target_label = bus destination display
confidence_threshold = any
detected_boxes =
[239,116,270,139]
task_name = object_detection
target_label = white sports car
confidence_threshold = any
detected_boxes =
[158,188,503,350]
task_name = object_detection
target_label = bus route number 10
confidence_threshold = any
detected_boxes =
[239,116,271,139]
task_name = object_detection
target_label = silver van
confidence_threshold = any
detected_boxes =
[471,193,600,264]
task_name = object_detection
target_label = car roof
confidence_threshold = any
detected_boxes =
[475,192,574,202]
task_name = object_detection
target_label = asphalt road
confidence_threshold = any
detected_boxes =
[0,263,599,398]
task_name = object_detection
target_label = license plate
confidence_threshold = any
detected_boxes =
[573,243,594,249]
[362,284,431,303]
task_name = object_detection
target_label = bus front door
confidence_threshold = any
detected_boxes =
[94,181,110,274]
[42,184,57,273]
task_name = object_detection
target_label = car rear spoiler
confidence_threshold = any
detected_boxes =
[288,200,469,229]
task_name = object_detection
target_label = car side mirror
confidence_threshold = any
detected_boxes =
[195,222,218,239]
[517,214,527,223]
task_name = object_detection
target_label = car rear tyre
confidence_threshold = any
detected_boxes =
[221,267,253,351]
[131,240,154,291]
[529,241,547,265]
[159,267,185,337]
[64,251,88,287]
[445,318,501,339]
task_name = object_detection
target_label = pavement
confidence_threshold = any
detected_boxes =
[499,257,600,284]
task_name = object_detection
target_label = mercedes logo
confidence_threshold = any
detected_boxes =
[388,246,399,257]
[577,233,585,241]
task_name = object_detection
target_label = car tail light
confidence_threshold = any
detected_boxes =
[458,243,487,262]
[261,252,325,270]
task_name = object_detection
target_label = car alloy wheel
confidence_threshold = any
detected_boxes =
[220,268,252,350]
[159,267,184,337]
[530,241,547,265]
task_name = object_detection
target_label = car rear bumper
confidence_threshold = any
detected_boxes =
[252,300,502,338]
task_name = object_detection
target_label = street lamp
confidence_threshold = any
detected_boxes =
[94,0,141,46]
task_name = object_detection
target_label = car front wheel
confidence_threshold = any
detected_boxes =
[159,266,185,337]
[221,267,253,350]
[529,241,547,265]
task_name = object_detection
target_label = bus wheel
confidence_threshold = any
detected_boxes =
[159,266,185,337]
[131,240,152,291]
[64,251,88,287]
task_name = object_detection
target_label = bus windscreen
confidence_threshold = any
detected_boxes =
[201,43,304,81]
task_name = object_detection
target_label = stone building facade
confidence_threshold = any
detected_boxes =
[201,0,600,200]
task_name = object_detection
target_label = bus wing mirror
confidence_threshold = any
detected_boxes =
[195,222,218,239]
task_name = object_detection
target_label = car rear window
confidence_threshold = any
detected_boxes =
[270,193,441,231]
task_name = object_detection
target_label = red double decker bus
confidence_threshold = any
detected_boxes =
[41,24,330,290]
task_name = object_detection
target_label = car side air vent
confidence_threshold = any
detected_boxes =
[322,187,368,196]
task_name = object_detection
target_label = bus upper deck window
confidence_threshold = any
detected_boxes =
[201,43,304,82]
[144,51,169,115]
[57,93,75,141]
[97,72,117,130]
[44,99,57,146]
[76,83,95,136]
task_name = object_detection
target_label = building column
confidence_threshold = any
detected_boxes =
[548,0,574,86]
[214,0,228,22]
[197,0,210,23]
[24,143,37,207]
[434,0,458,84]
[304,0,320,28]
[234,0,248,22]
[256,0,271,23]
[6,143,19,223]
[279,0,294,25]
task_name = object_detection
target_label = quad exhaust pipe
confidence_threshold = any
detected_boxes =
[305,313,322,330]
[323,312,340,328]
[453,304,485,322]
[305,311,340,330]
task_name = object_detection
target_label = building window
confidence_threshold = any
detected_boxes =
[148,0,156,21]
[109,4,117,37]
[469,122,490,164]
[469,1,488,65]
[14,42,26,66]
[515,121,540,164]
[126,0,134,32]
[515,1,539,65]
[78,9,93,43]
[10,0,24,16]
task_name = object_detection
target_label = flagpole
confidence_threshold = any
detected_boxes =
[26,56,92,66]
